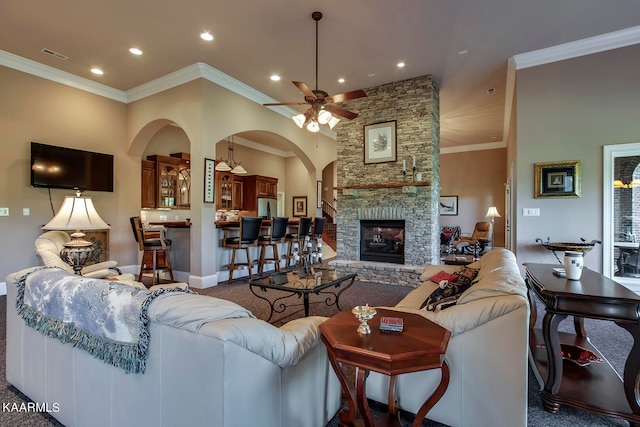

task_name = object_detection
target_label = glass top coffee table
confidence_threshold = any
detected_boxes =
[248,268,357,322]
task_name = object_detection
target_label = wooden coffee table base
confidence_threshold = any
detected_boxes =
[336,361,449,427]
[320,309,451,427]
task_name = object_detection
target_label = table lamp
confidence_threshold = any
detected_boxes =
[42,195,110,274]
[485,206,501,252]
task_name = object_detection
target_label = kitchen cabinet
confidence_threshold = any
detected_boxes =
[215,170,234,210]
[242,175,278,214]
[141,160,156,208]
[170,152,191,209]
[232,176,244,210]
[142,154,191,209]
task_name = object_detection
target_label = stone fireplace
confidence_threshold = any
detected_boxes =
[330,75,440,285]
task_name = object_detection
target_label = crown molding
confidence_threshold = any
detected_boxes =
[124,63,203,103]
[0,50,127,102]
[513,25,640,70]
[232,135,295,158]
[441,140,506,155]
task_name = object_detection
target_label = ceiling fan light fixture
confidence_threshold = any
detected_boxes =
[328,116,341,129]
[293,113,307,128]
[306,120,320,133]
[317,109,332,125]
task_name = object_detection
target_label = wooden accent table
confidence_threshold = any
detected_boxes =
[319,309,450,427]
[525,263,640,426]
[442,254,475,265]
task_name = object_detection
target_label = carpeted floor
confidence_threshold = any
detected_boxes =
[0,268,634,426]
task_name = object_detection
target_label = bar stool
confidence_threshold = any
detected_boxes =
[221,217,263,284]
[258,216,289,274]
[285,216,312,267]
[309,217,326,254]
[130,216,175,286]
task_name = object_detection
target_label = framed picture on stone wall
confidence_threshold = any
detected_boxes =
[534,160,581,198]
[364,120,397,164]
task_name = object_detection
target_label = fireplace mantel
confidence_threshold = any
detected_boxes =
[334,182,430,190]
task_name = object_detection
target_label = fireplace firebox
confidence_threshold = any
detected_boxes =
[360,220,405,264]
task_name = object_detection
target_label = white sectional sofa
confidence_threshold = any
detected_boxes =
[5,267,341,427]
[367,248,530,427]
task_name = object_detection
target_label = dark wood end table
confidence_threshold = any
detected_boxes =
[525,263,640,426]
[319,309,451,427]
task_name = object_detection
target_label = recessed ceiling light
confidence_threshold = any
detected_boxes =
[397,62,405,68]
[270,75,281,81]
[338,78,345,83]
[200,32,214,41]
[458,49,468,55]
[129,47,143,55]
[91,68,104,75]
[368,73,376,78]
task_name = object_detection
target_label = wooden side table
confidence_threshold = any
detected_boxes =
[319,309,451,427]
[442,254,475,265]
[525,263,640,425]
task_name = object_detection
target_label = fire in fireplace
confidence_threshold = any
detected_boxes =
[360,220,405,264]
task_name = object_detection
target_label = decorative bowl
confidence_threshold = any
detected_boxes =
[352,304,377,334]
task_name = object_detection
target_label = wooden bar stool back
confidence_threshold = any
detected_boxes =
[130,216,175,286]
[222,217,263,284]
[310,217,326,253]
[285,216,312,267]
[258,216,289,274]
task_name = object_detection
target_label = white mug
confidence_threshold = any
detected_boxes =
[564,251,584,280]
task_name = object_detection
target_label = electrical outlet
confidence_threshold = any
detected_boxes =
[0,207,9,216]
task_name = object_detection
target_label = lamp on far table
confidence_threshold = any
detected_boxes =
[485,206,501,251]
[42,195,110,274]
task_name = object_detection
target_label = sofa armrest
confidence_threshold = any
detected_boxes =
[197,316,327,368]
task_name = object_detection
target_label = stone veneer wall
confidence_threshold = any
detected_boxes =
[331,75,440,285]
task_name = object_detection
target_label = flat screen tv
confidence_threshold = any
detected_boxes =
[30,142,114,192]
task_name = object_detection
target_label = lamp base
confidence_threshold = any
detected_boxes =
[61,232,95,275]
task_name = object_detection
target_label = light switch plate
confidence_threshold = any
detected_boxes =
[0,207,8,216]
[23,208,30,216]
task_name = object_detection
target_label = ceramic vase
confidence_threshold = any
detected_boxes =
[564,251,584,280]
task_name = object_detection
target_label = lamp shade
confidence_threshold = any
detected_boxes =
[43,196,110,231]
[215,161,231,172]
[485,206,501,218]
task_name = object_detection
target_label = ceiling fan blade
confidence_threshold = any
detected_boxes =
[327,89,367,104]
[292,81,316,99]
[328,105,358,120]
[263,102,309,106]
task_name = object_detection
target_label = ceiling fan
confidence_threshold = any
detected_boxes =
[263,11,367,132]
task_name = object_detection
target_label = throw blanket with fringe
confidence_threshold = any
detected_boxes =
[15,267,191,374]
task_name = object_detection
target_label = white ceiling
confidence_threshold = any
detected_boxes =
[2,1,640,151]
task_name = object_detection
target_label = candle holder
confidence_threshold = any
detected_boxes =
[352,304,377,334]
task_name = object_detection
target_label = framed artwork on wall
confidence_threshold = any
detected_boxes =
[534,160,581,198]
[203,158,215,203]
[317,181,322,208]
[293,196,307,217]
[364,120,397,164]
[439,196,458,216]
